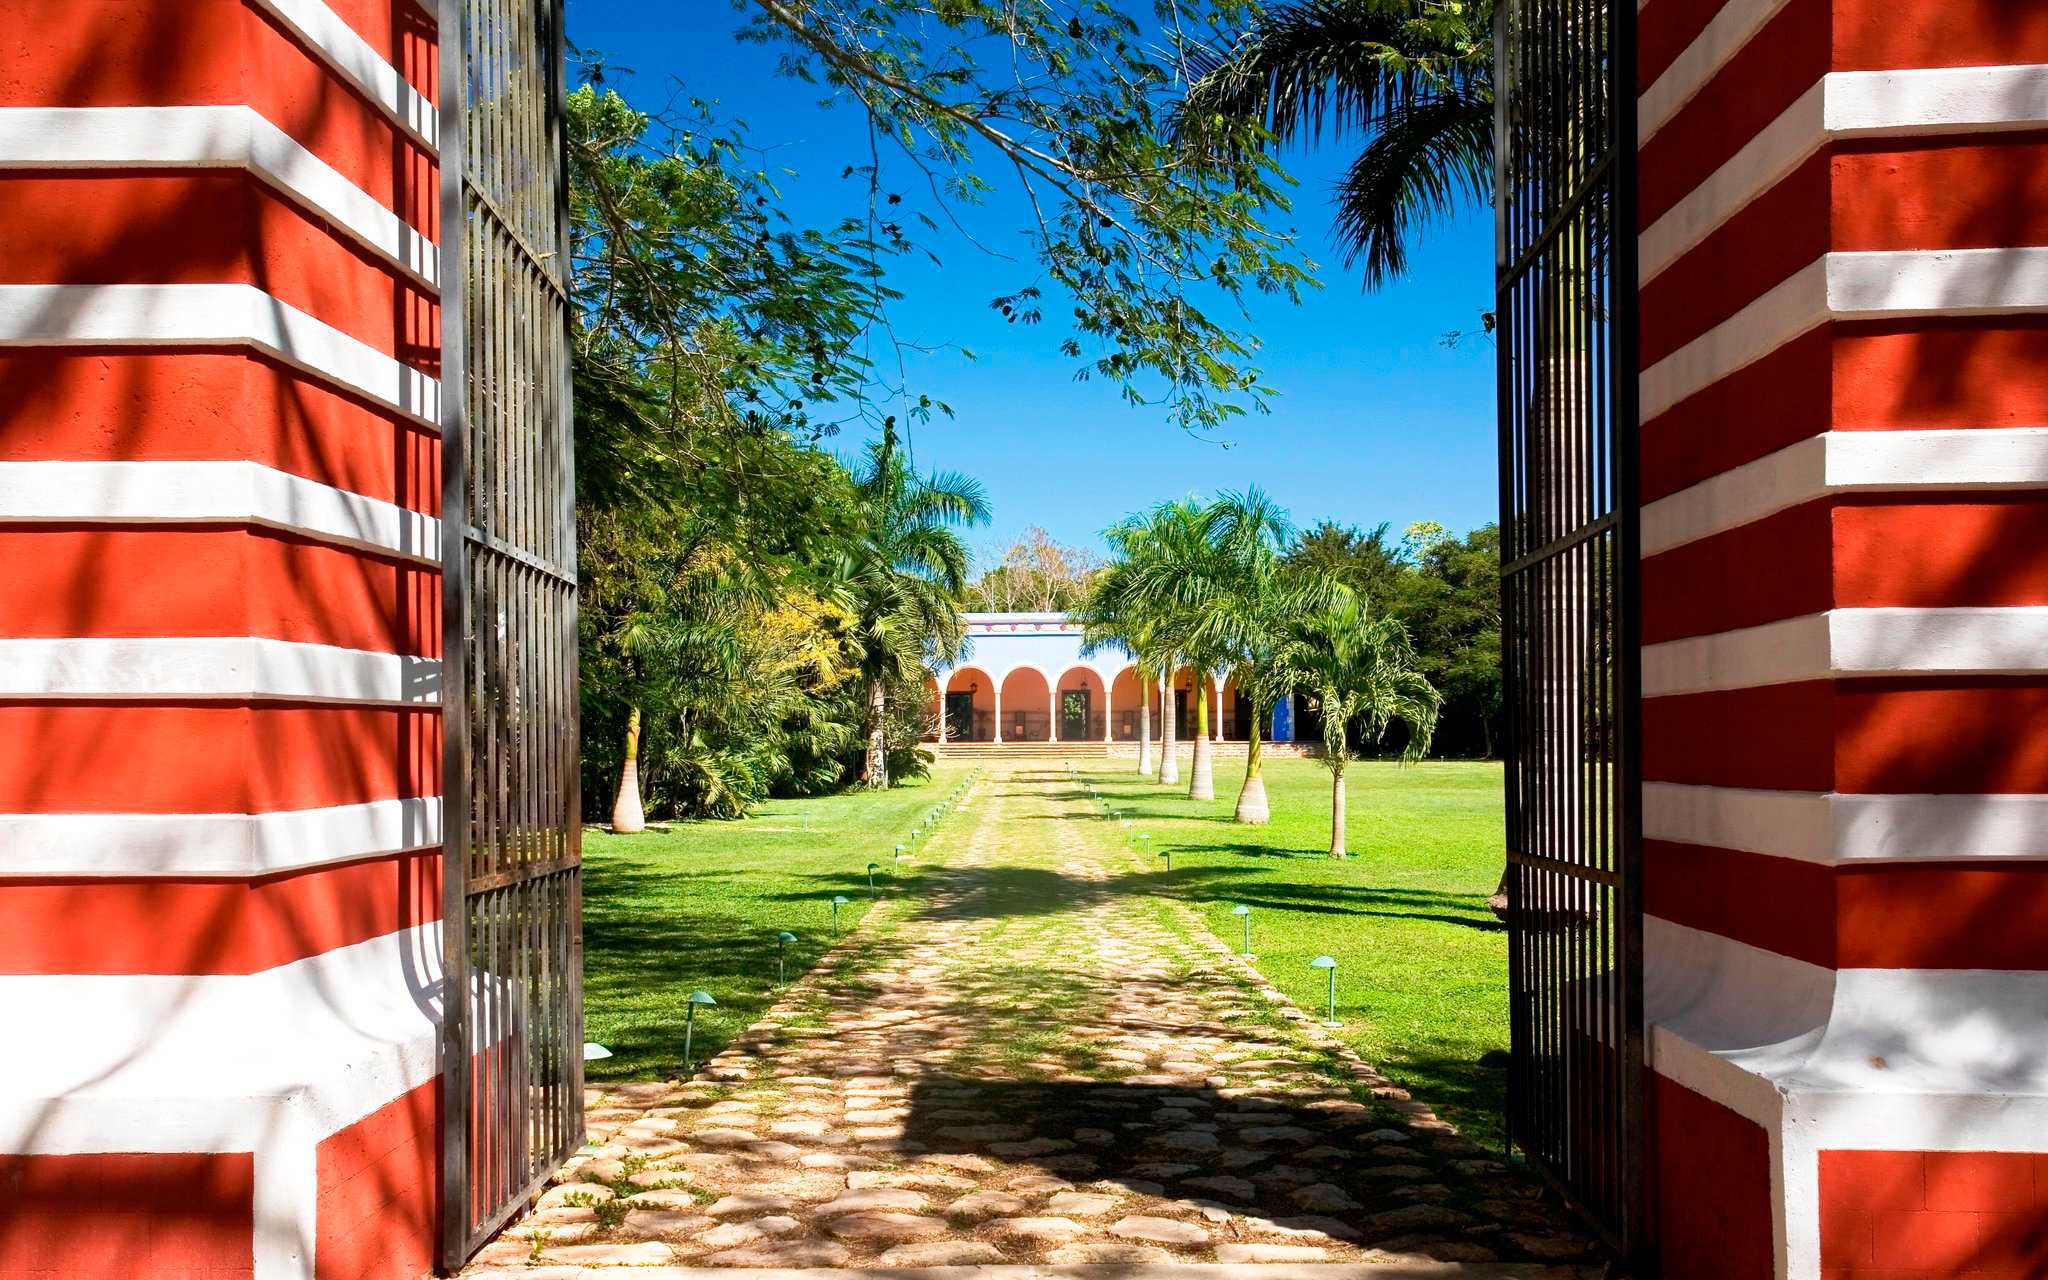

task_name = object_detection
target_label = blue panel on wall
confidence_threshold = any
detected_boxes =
[1271,694,1293,742]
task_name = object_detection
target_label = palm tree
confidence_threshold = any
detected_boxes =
[1109,500,1235,801]
[842,423,990,788]
[1178,0,1494,288]
[1197,488,1339,824]
[1279,594,1442,856]
[1075,578,1164,777]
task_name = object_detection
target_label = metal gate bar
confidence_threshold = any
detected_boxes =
[1494,0,1646,1263]
[439,0,583,1266]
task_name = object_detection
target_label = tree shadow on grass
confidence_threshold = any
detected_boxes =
[749,862,1506,933]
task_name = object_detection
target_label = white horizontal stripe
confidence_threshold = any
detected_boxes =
[1642,248,2048,423]
[1645,914,2048,1280]
[1639,0,1793,143]
[0,797,442,878]
[1642,65,2048,284]
[1644,783,2048,863]
[0,924,443,1155]
[0,460,439,563]
[1641,428,2048,556]
[1643,607,2048,696]
[0,284,439,429]
[0,637,440,704]
[0,106,438,288]
[250,0,437,152]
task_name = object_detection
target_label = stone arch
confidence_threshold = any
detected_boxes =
[1052,664,1109,743]
[997,666,1053,742]
[943,665,998,742]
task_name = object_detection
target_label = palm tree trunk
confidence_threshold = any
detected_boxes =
[1329,760,1347,858]
[1138,690,1154,776]
[1234,695,1268,824]
[1188,667,1214,801]
[864,677,888,789]
[1159,671,1180,784]
[611,706,646,834]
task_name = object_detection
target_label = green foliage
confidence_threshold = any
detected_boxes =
[1274,591,1442,772]
[737,0,1316,432]
[1285,518,1501,756]
[839,422,991,787]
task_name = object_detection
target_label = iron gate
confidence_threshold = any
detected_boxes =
[1493,0,1646,1264]
[438,0,583,1266]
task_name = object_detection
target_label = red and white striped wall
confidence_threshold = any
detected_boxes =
[0,4,445,1277]
[1637,1,2048,1276]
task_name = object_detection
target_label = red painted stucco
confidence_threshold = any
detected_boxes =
[0,530,439,652]
[0,705,441,813]
[1821,1149,2048,1276]
[1653,1073,1775,1280]
[0,1152,256,1278]
[315,1076,439,1280]
[0,851,441,975]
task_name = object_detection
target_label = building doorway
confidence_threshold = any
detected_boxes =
[1060,689,1090,740]
[945,691,975,741]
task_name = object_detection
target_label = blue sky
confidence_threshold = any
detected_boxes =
[567,2,1499,561]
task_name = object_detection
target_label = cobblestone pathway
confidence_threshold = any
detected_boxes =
[468,761,1600,1276]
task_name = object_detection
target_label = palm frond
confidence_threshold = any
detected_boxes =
[1330,90,1493,285]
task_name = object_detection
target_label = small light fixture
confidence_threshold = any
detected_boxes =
[1230,903,1253,957]
[1310,955,1340,1026]
[683,989,717,1072]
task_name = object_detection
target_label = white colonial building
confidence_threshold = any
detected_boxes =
[926,612,1296,746]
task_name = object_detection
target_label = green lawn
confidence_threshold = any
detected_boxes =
[579,762,978,1080]
[1076,753,1510,1148]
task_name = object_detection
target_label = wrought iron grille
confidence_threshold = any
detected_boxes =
[1494,0,1646,1264]
[438,0,583,1266]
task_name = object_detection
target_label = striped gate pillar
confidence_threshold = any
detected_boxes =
[1635,2,2048,1276]
[0,3,445,1278]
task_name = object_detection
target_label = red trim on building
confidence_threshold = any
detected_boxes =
[315,1075,439,1280]
[1833,0,2048,72]
[1649,842,2048,970]
[0,352,440,511]
[2,1,437,225]
[1637,0,1729,92]
[1834,319,2048,433]
[0,851,441,976]
[1645,681,2048,794]
[1642,328,1832,497]
[0,175,437,358]
[0,1151,256,1278]
[1640,0,1829,227]
[1653,1073,1776,1280]
[1647,839,1838,968]
[0,704,440,813]
[1643,501,1833,645]
[0,530,439,652]
[1821,1149,2048,1275]
[1642,156,1829,364]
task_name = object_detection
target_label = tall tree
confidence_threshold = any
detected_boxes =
[1277,595,1442,856]
[842,423,991,788]
[1177,0,1494,288]
[967,528,1103,612]
[1075,540,1176,779]
[1197,489,1340,824]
